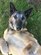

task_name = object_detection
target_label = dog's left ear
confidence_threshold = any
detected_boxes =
[10,2,17,16]
[24,8,33,17]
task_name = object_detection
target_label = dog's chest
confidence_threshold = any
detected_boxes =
[5,32,28,50]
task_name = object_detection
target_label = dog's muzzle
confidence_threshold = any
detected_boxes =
[16,20,22,30]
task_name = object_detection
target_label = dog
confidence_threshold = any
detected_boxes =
[2,2,41,55]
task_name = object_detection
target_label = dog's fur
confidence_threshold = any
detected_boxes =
[0,2,41,55]
[0,38,9,55]
[3,28,41,55]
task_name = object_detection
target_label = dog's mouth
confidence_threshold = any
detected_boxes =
[16,26,21,31]
[13,25,22,31]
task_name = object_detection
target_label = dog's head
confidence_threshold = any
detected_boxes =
[9,2,33,31]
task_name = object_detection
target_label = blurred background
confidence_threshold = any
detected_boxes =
[0,0,41,54]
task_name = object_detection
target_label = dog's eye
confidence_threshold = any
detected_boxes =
[22,17,24,20]
[14,15,17,19]
[10,21,13,25]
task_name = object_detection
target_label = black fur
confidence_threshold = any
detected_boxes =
[10,2,33,30]
[10,2,17,16]
[10,2,33,17]
[24,8,33,17]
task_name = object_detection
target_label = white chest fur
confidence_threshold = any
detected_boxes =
[3,29,28,50]
[6,35,26,49]
[3,29,40,55]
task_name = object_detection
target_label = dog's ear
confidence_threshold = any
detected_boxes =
[24,8,33,17]
[10,2,17,16]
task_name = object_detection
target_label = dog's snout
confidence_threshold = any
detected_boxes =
[16,19,22,25]
[16,20,22,30]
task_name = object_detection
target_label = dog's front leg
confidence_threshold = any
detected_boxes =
[0,46,9,55]
[0,38,9,55]
[2,53,8,55]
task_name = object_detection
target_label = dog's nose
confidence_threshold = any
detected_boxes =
[17,27,21,30]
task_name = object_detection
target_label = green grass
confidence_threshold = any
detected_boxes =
[0,0,41,54]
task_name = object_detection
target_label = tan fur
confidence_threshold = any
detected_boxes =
[3,28,41,55]
[37,47,41,55]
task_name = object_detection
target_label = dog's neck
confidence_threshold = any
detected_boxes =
[8,27,27,34]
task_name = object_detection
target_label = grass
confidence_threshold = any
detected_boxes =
[0,0,41,54]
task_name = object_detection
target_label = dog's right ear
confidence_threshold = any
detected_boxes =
[10,2,17,16]
[24,8,33,17]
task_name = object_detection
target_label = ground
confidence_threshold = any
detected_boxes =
[0,0,41,55]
